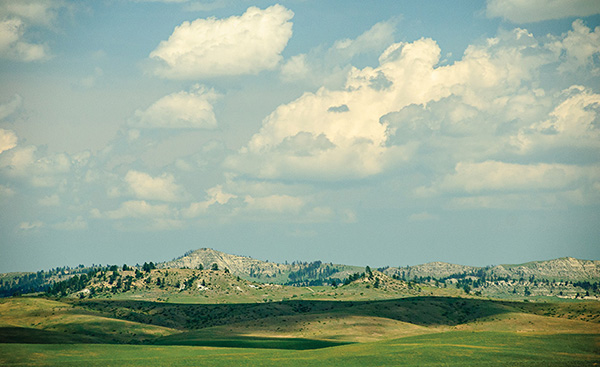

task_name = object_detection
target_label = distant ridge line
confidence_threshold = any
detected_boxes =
[159,248,600,283]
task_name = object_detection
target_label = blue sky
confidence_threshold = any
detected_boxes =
[1,0,599,272]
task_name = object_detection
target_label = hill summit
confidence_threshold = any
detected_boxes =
[160,248,290,278]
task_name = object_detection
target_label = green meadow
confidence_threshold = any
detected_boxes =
[1,332,598,366]
[1,294,599,366]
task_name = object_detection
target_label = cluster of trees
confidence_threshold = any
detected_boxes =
[0,271,52,297]
[0,266,94,297]
[1,261,168,298]
[573,281,600,292]
[45,263,143,297]
[285,261,341,285]
[142,262,156,272]
[343,272,365,285]
[46,271,96,297]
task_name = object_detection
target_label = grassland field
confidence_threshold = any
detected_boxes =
[1,291,599,366]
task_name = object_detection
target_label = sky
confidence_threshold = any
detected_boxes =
[0,0,599,273]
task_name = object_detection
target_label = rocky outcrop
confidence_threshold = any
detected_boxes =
[496,257,600,281]
[384,257,600,282]
[160,248,289,278]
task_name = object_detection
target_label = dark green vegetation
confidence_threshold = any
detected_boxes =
[0,265,92,297]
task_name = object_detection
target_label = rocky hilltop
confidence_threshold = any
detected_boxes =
[160,248,289,278]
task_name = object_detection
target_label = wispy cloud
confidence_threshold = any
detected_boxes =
[486,0,600,23]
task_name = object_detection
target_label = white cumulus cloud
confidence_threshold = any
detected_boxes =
[182,185,236,218]
[224,19,600,212]
[229,30,548,181]
[552,20,600,74]
[512,86,600,154]
[130,85,219,129]
[0,145,73,187]
[149,4,294,79]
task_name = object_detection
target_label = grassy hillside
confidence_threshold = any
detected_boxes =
[3,294,598,345]
[0,297,176,345]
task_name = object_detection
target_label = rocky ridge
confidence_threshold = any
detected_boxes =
[383,257,600,282]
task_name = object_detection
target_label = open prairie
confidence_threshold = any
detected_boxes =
[1,293,598,366]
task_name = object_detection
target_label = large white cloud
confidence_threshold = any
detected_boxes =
[486,0,600,23]
[129,85,219,129]
[223,19,600,212]
[227,27,555,181]
[149,4,294,79]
